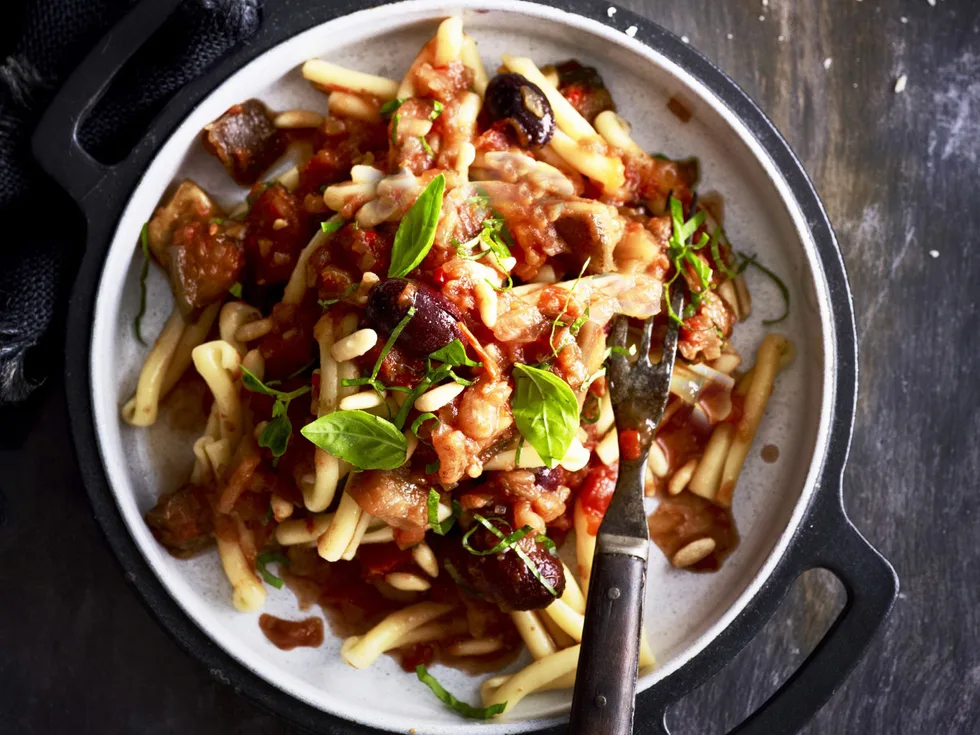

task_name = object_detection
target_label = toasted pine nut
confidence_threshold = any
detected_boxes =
[331,328,379,362]
[672,537,717,568]
[412,542,439,578]
[648,441,669,477]
[414,382,465,412]
[474,280,499,328]
[339,390,385,411]
[272,218,288,230]
[274,109,324,128]
[386,572,432,592]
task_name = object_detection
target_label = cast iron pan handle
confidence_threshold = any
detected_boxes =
[31,0,185,218]
[642,474,898,735]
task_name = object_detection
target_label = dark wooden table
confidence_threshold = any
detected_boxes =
[2,1,977,733]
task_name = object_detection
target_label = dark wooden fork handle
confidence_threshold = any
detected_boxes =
[569,550,646,735]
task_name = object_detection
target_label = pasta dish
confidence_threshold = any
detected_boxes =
[124,17,793,719]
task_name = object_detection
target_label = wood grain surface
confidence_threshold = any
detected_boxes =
[1,1,978,733]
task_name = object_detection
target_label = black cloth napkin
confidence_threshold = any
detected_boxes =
[0,0,260,407]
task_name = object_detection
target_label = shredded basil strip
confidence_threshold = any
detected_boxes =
[738,252,791,325]
[709,228,740,280]
[425,460,441,475]
[511,364,579,468]
[318,282,358,308]
[228,282,243,298]
[380,98,405,117]
[256,551,290,589]
[134,223,151,345]
[300,410,408,470]
[480,216,514,267]
[487,275,513,293]
[462,515,533,556]
[464,515,558,596]
[415,665,505,719]
[427,489,457,535]
[664,196,714,324]
[320,218,345,234]
[419,135,434,156]
[412,412,439,438]
[549,258,591,357]
[391,113,401,145]
[429,100,444,121]
[581,393,601,424]
[515,435,526,466]
[388,174,446,278]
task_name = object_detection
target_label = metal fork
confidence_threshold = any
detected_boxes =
[569,290,684,735]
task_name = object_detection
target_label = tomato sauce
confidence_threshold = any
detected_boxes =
[647,492,738,572]
[259,614,325,650]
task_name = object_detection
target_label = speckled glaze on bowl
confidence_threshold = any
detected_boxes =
[34,1,897,733]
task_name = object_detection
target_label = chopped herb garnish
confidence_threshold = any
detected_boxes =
[429,100,444,121]
[411,412,440,438]
[416,665,506,719]
[320,218,345,234]
[466,193,491,206]
[419,135,434,157]
[380,98,405,117]
[427,489,457,535]
[463,515,558,596]
[664,196,712,324]
[737,252,790,325]
[581,392,601,424]
[318,282,358,308]
[709,228,740,280]
[228,282,243,298]
[239,366,311,457]
[388,174,446,278]
[480,216,514,268]
[549,257,591,357]
[256,551,290,589]
[134,223,151,345]
[391,113,401,145]
[487,275,513,293]
[425,460,441,475]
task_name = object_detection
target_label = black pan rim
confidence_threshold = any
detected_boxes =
[60,1,860,733]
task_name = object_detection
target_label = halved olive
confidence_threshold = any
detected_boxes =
[365,278,463,356]
[484,73,556,148]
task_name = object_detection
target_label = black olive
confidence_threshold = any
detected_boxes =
[365,278,462,356]
[484,73,556,148]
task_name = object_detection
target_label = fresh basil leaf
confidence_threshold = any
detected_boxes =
[134,223,151,345]
[416,665,506,719]
[429,100,444,121]
[256,551,289,589]
[380,98,405,117]
[429,338,481,367]
[511,364,578,468]
[549,257,591,357]
[388,174,446,278]
[320,218,345,234]
[300,410,407,470]
[427,489,456,535]
[228,282,243,298]
[240,366,311,403]
[259,414,293,457]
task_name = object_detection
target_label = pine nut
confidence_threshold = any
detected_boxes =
[339,390,385,411]
[331,328,378,362]
[414,382,465,412]
[274,109,324,128]
[385,572,432,592]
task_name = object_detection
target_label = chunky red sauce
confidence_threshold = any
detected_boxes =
[259,614,325,650]
[578,463,618,535]
[647,492,738,572]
